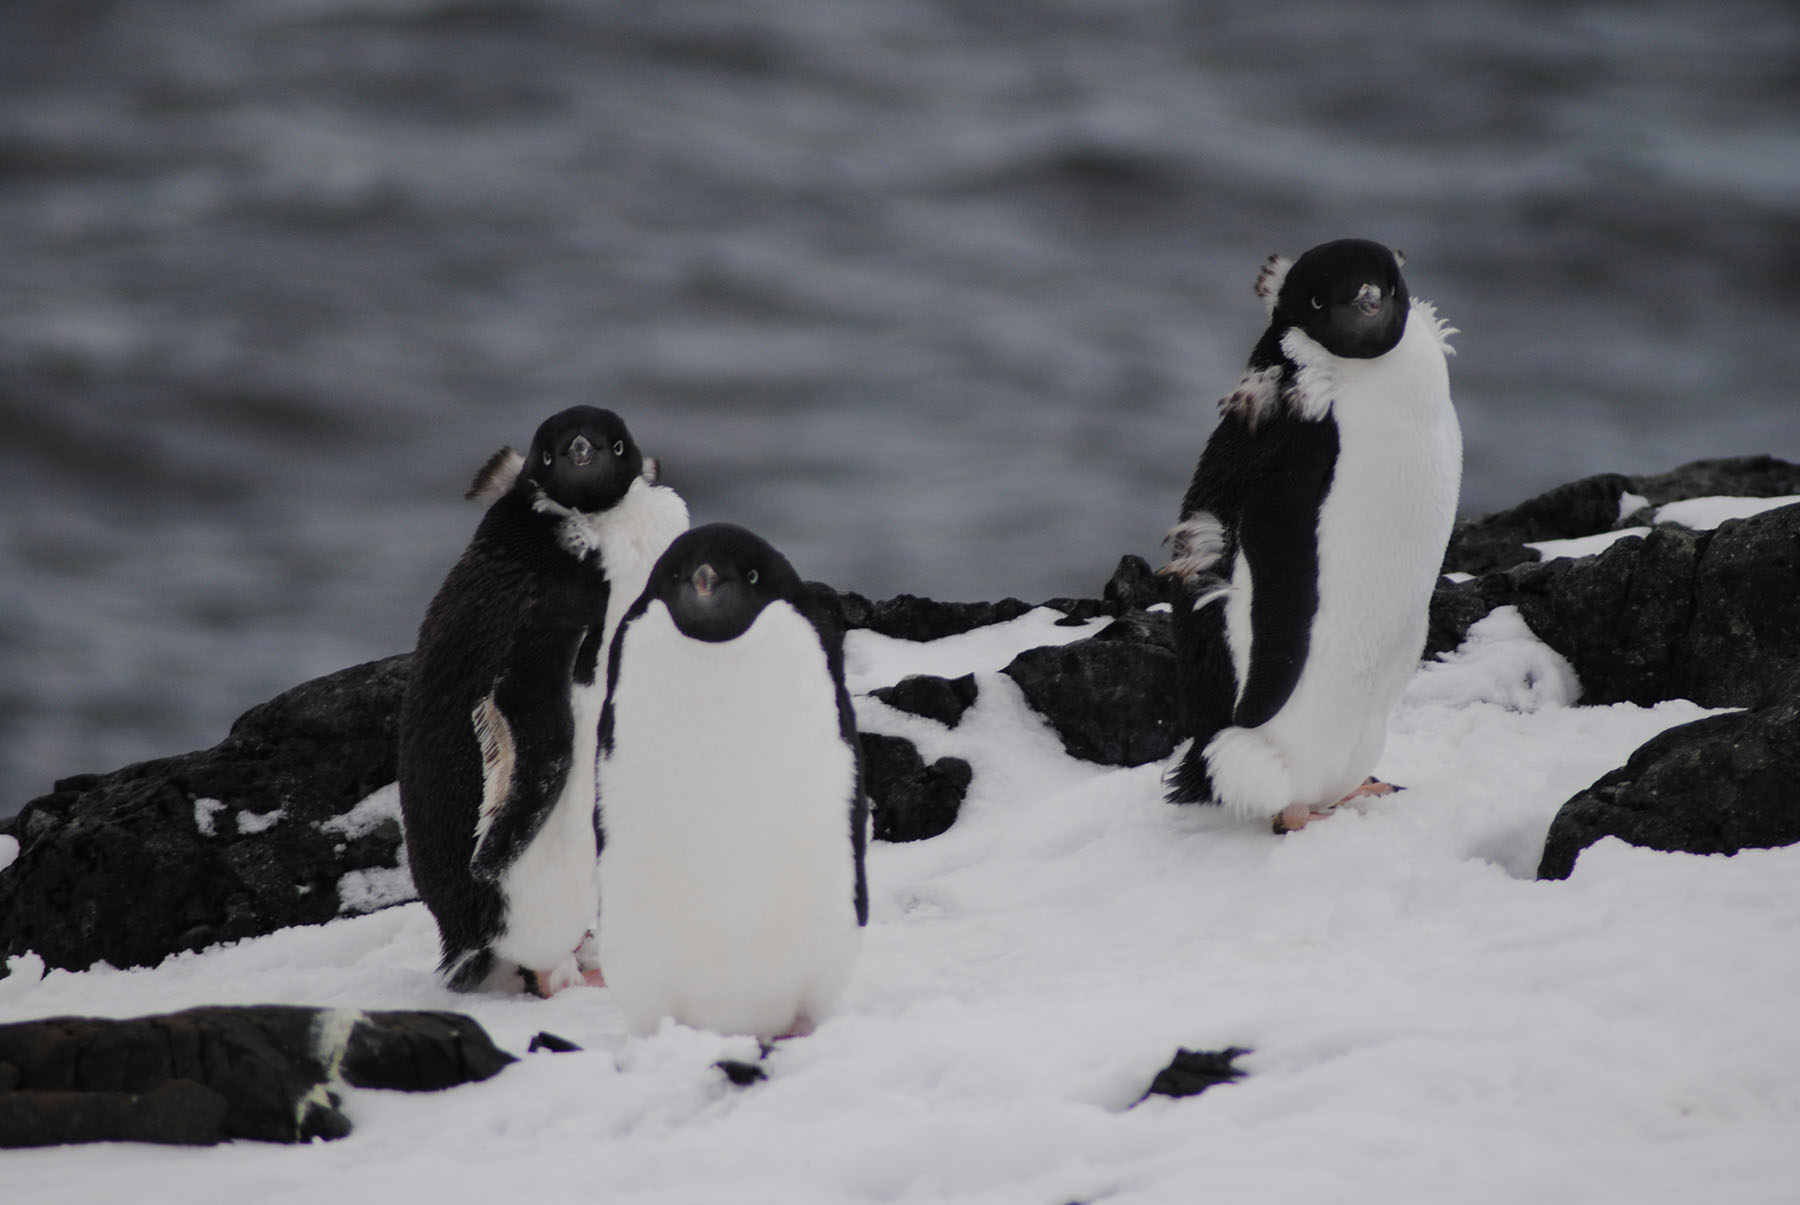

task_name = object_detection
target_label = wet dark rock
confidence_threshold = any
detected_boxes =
[1136,1047,1250,1103]
[870,674,979,728]
[806,584,1036,641]
[1102,554,1180,613]
[1538,679,1800,880]
[1443,455,1800,576]
[0,1006,513,1147]
[860,733,972,843]
[715,1059,768,1087]
[0,656,413,974]
[1001,614,1177,767]
[1429,502,1800,710]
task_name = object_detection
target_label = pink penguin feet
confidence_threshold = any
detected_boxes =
[1273,778,1400,834]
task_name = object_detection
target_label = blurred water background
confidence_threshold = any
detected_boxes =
[2,0,1797,817]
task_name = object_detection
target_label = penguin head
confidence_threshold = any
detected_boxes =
[520,405,646,512]
[647,523,805,644]
[1273,239,1410,360]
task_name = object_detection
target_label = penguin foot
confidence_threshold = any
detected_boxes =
[1272,803,1337,834]
[527,956,607,998]
[1273,780,1401,833]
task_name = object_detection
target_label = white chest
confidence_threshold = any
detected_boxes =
[597,602,862,1038]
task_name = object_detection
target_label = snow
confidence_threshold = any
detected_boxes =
[236,807,286,835]
[1528,493,1800,561]
[1526,527,1650,560]
[193,796,226,836]
[0,834,16,873]
[5,608,1800,1203]
[1654,494,1800,529]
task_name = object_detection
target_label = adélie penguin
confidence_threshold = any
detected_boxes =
[399,406,689,993]
[597,523,868,1039]
[1161,239,1461,833]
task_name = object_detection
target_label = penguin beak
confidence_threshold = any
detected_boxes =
[1351,283,1383,317]
[691,564,720,599]
[568,435,594,467]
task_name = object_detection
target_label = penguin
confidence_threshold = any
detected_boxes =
[398,406,689,993]
[1161,239,1461,833]
[596,523,868,1040]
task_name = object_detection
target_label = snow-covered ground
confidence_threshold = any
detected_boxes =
[4,606,1799,1204]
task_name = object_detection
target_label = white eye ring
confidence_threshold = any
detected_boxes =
[746,569,759,585]
[613,440,624,456]
[1310,297,1323,310]
[542,450,553,465]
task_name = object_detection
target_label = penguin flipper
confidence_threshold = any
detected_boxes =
[467,666,577,882]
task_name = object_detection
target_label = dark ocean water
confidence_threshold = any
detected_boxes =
[2,0,1797,817]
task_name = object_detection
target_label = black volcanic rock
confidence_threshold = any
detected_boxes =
[1137,1047,1250,1103]
[0,1006,513,1147]
[0,656,413,974]
[871,674,980,728]
[1102,554,1180,612]
[861,733,972,843]
[1002,612,1177,767]
[1443,455,1800,577]
[806,584,1037,641]
[1429,502,1800,710]
[1538,679,1800,880]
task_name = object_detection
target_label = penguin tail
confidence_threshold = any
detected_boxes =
[1162,739,1218,806]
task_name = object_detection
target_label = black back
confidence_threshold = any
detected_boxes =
[601,523,869,926]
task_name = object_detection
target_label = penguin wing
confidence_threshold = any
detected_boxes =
[467,622,595,881]
[1229,410,1340,728]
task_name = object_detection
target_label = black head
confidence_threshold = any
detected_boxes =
[1273,239,1409,359]
[520,406,644,512]
[646,522,806,643]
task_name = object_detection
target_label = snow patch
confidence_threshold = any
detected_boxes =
[320,781,402,839]
[193,797,226,836]
[1527,527,1648,560]
[1655,494,1800,530]
[236,807,285,835]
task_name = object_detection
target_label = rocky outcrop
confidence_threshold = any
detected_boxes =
[1001,606,1177,767]
[0,656,412,975]
[1537,674,1800,880]
[1443,455,1800,575]
[4,457,1798,971]
[0,1006,514,1146]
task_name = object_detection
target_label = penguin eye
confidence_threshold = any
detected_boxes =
[1310,296,1324,310]
[542,450,552,466]
[746,569,759,586]
[613,440,625,456]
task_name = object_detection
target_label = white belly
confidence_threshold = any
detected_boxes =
[598,602,862,1039]
[492,679,602,972]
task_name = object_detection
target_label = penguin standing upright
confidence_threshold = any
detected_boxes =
[1162,239,1461,833]
[399,406,689,993]
[596,523,868,1039]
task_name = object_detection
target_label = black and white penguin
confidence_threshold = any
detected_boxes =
[596,523,868,1039]
[1161,239,1461,832]
[399,406,689,993]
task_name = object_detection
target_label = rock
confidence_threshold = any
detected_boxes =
[1537,678,1800,880]
[861,733,972,843]
[1001,612,1177,767]
[870,674,979,728]
[1102,554,1180,613]
[806,585,1038,641]
[1443,455,1800,576]
[1430,502,1800,709]
[1136,1046,1250,1103]
[0,656,413,974]
[0,1006,513,1147]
